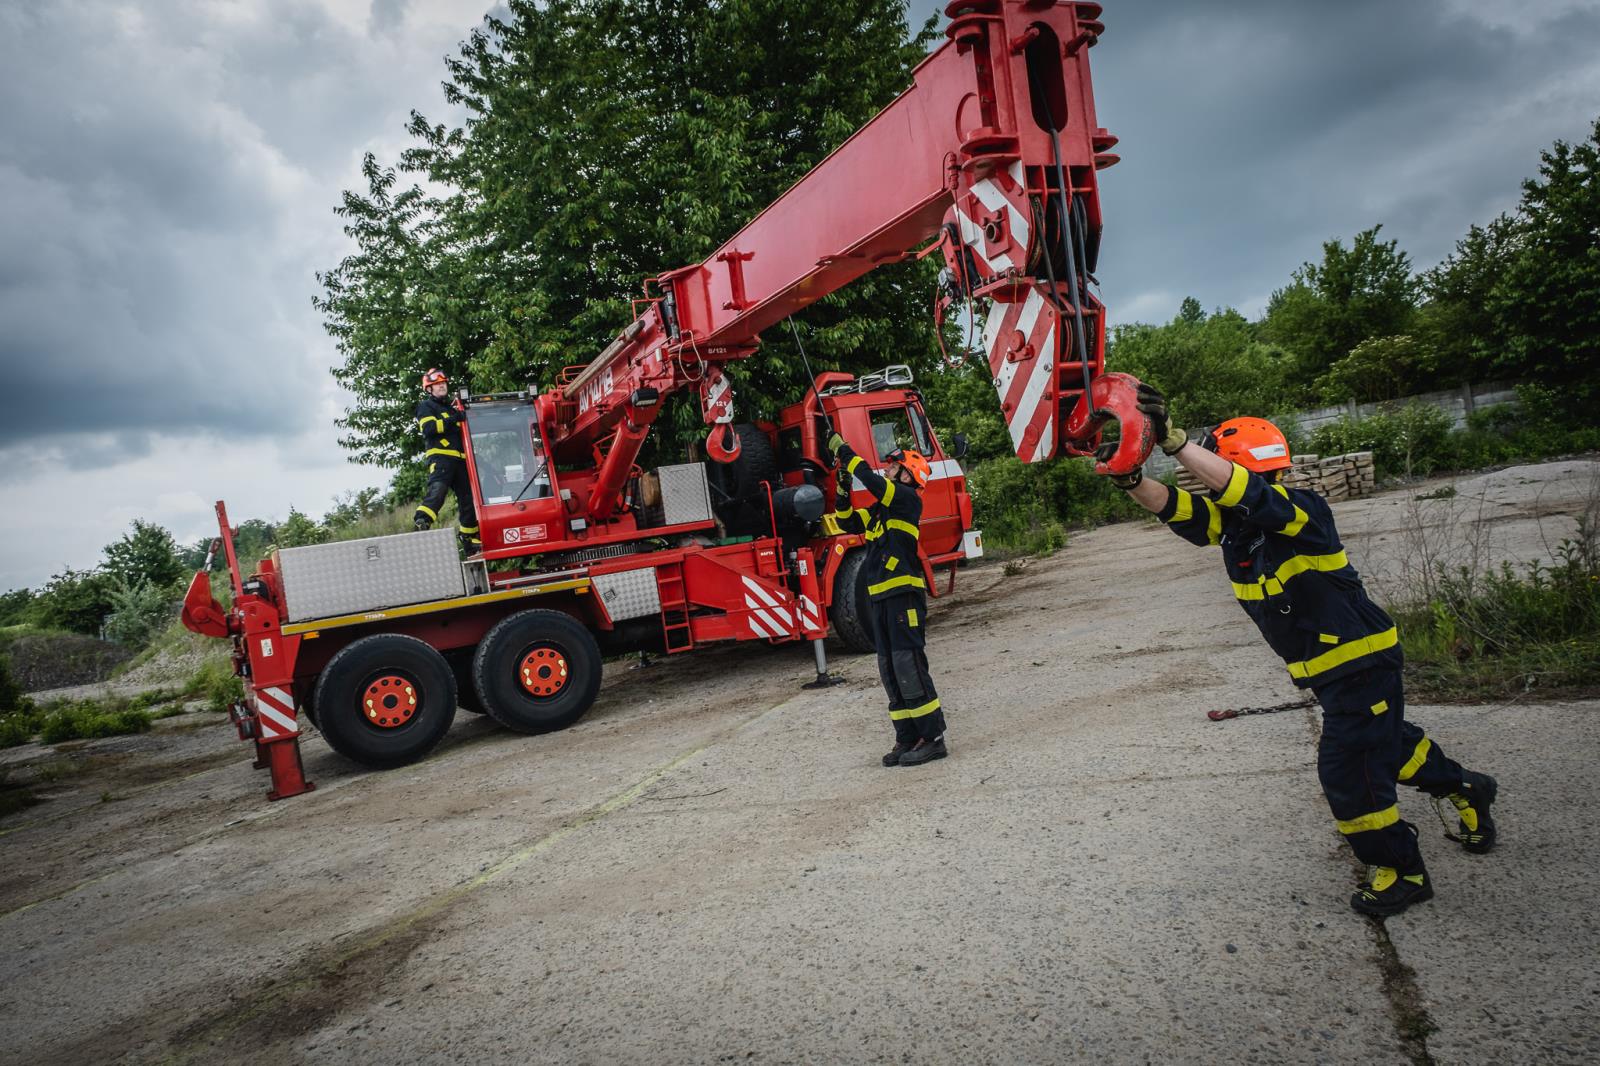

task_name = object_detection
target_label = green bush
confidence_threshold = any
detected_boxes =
[966,454,1143,555]
[37,701,153,744]
[1396,523,1600,699]
[183,658,244,712]
[103,581,179,649]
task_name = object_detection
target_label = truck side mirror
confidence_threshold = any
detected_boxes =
[951,432,970,460]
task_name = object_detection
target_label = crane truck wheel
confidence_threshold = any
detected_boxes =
[472,609,603,734]
[312,634,459,768]
[828,550,876,653]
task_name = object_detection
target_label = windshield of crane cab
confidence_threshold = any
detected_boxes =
[466,402,551,503]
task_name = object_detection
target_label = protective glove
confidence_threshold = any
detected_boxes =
[1136,382,1187,455]
[1095,441,1143,490]
[834,475,853,512]
[826,431,846,460]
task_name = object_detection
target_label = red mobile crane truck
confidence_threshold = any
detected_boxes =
[182,0,1142,799]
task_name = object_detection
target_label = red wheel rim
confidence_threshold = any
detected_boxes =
[361,674,418,728]
[518,646,569,697]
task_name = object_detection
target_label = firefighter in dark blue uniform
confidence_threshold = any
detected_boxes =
[413,368,480,554]
[828,433,948,767]
[1104,384,1498,916]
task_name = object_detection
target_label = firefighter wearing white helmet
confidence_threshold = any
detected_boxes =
[1102,381,1498,918]
[413,368,480,553]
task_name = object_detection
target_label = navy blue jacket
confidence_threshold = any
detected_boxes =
[1159,462,1400,688]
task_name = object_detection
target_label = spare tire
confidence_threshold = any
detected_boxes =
[704,423,780,536]
[828,550,875,653]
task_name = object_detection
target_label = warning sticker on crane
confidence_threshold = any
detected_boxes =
[502,525,548,544]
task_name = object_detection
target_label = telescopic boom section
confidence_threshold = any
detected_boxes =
[557,0,1120,520]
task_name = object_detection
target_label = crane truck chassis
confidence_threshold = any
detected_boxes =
[180,0,1152,800]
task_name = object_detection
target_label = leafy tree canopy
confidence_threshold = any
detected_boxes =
[318,0,941,471]
[102,520,184,591]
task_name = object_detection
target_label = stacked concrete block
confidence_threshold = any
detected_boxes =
[1174,451,1376,502]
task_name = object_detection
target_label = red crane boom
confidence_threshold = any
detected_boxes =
[551,0,1122,524]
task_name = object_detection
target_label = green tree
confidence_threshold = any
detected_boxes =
[102,520,184,591]
[26,568,116,636]
[103,580,178,648]
[275,508,330,549]
[0,588,35,628]
[317,0,940,472]
[1107,303,1292,428]
[1416,214,1519,386]
[1314,334,1435,403]
[1486,116,1600,401]
[1262,225,1418,396]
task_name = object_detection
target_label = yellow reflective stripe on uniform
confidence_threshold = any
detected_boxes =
[1336,804,1400,835]
[1320,633,1339,644]
[425,447,465,458]
[1277,549,1348,583]
[1371,700,1389,716]
[1398,738,1431,781]
[846,454,864,476]
[868,574,927,596]
[881,480,896,507]
[1217,463,1250,507]
[1230,550,1351,601]
[886,556,899,571]
[1202,497,1222,544]
[886,518,920,539]
[907,608,918,627]
[1286,627,1399,680]
[458,525,478,534]
[416,504,438,521]
[1169,490,1194,524]
[1281,504,1310,537]
[888,698,941,721]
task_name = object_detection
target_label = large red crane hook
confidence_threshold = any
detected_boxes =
[1063,371,1157,477]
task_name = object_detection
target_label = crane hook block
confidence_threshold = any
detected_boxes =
[705,423,742,464]
[1063,372,1157,477]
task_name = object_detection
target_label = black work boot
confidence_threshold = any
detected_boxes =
[414,515,432,532]
[1351,860,1434,917]
[1448,771,1498,853]
[898,736,948,767]
[882,743,910,768]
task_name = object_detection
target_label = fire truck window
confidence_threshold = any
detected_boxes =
[870,409,911,461]
[908,404,934,455]
[465,403,551,504]
[777,426,805,471]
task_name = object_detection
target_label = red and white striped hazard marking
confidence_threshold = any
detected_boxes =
[742,576,794,640]
[951,161,1031,276]
[797,594,823,634]
[982,286,1059,462]
[254,686,299,740]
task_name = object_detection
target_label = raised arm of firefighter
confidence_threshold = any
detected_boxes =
[415,394,464,459]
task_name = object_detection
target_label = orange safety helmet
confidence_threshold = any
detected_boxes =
[421,368,449,391]
[1210,416,1292,473]
[887,447,932,488]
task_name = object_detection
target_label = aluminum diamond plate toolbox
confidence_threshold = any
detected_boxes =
[278,529,466,623]
[591,567,661,622]
[659,462,713,526]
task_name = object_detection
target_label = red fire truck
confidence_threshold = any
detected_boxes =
[181,0,1146,799]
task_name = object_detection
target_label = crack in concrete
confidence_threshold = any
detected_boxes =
[1297,701,1439,1065]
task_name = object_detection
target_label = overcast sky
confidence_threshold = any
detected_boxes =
[3,0,1597,591]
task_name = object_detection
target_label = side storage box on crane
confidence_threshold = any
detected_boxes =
[277,528,466,623]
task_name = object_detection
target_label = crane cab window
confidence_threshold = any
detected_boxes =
[466,402,552,504]
[870,405,935,462]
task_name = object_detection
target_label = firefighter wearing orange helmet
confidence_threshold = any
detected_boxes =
[827,432,947,767]
[413,368,480,553]
[1102,382,1497,917]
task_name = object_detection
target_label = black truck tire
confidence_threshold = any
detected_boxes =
[312,633,459,768]
[706,423,780,536]
[472,609,603,734]
[828,550,876,653]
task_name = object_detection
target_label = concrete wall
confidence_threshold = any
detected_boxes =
[1142,380,1518,478]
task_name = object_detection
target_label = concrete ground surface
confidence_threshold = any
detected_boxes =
[1,460,1596,1065]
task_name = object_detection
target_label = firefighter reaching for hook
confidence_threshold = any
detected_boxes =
[828,433,948,768]
[1102,382,1498,916]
